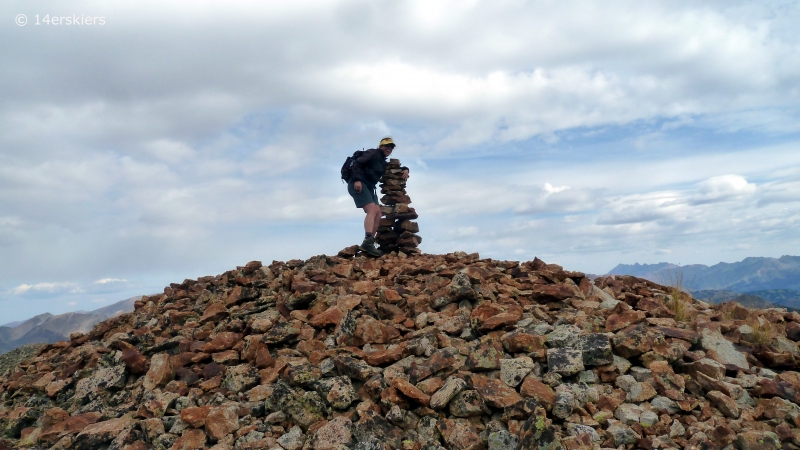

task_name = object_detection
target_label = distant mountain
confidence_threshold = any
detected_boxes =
[0,296,139,355]
[608,255,800,292]
[0,321,23,329]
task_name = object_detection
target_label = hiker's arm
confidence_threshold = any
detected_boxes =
[401,165,409,180]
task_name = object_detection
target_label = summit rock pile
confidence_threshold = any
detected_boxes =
[375,159,421,255]
[2,252,800,450]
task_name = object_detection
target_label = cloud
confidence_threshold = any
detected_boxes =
[11,282,83,296]
[689,175,756,205]
[94,278,127,284]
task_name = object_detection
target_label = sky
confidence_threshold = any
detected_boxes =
[1,0,800,323]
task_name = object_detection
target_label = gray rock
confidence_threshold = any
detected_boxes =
[500,356,534,387]
[168,417,188,434]
[354,437,385,450]
[736,390,757,408]
[552,391,575,420]
[592,285,618,306]
[416,416,440,445]
[614,404,643,425]
[669,420,685,438]
[488,430,519,450]
[449,390,489,417]
[407,335,437,357]
[608,423,641,446]
[278,426,306,450]
[639,410,658,428]
[615,375,637,392]
[222,364,259,392]
[430,377,466,410]
[700,330,749,369]
[546,325,581,348]
[318,358,336,377]
[74,365,127,403]
[546,348,584,376]
[630,366,652,382]
[386,405,419,430]
[612,355,631,374]
[565,424,601,443]
[542,372,562,387]
[532,323,554,336]
[314,376,358,410]
[577,370,598,384]
[285,391,328,430]
[266,411,287,424]
[651,396,680,414]
[578,333,613,366]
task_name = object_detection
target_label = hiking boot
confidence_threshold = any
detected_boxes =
[359,237,383,257]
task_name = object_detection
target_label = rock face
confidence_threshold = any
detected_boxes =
[3,253,800,450]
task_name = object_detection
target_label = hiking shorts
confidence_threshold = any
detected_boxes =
[348,181,380,208]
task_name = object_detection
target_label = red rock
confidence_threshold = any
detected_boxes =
[200,303,229,324]
[171,429,207,450]
[180,406,211,428]
[612,323,664,358]
[355,317,400,344]
[437,418,485,450]
[391,378,431,406]
[309,307,344,328]
[144,353,175,390]
[205,406,240,441]
[381,289,402,303]
[311,416,353,450]
[364,346,405,366]
[707,391,739,418]
[502,331,546,355]
[352,281,376,295]
[120,345,150,375]
[74,416,134,449]
[606,310,646,332]
[519,376,556,410]
[469,374,522,408]
[530,284,575,302]
[202,332,242,353]
[211,349,240,365]
[222,286,258,307]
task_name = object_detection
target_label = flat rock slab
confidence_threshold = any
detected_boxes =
[546,348,584,376]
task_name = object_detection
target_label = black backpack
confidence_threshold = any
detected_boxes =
[340,149,367,183]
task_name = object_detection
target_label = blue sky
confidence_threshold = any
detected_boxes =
[1,0,800,323]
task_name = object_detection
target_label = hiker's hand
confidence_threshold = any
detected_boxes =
[354,181,362,193]
[402,170,409,180]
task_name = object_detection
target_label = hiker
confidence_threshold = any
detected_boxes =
[348,137,409,256]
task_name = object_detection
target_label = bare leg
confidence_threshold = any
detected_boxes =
[363,203,381,235]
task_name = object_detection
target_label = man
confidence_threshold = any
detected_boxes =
[348,137,409,256]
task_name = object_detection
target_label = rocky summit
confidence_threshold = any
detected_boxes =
[3,253,800,450]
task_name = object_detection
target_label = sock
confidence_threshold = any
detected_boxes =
[365,232,371,239]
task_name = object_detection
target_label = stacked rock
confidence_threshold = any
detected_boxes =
[375,158,421,254]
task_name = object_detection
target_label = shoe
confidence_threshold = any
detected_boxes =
[359,237,383,257]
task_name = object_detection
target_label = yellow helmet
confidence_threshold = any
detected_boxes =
[379,137,395,148]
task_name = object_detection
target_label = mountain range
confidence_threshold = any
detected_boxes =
[608,255,800,309]
[0,296,138,354]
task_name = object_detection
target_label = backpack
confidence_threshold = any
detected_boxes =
[340,149,367,183]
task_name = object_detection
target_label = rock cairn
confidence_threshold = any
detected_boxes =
[376,159,421,255]
[3,253,800,450]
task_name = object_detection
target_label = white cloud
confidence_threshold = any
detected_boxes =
[689,175,756,205]
[94,278,127,284]
[11,282,82,296]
